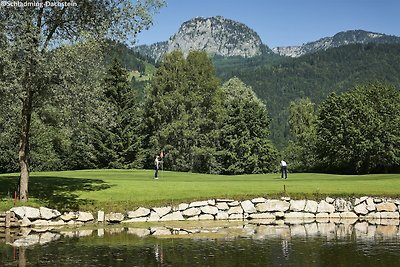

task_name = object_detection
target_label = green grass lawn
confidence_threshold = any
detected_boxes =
[0,169,399,212]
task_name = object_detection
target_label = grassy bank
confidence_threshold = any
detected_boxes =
[0,169,399,212]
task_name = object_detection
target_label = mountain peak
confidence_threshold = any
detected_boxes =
[136,16,265,62]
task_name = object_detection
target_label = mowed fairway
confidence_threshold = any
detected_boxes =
[0,169,399,212]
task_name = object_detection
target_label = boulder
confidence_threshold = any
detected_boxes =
[334,199,352,212]
[325,197,335,204]
[263,200,290,212]
[11,207,26,219]
[227,206,243,215]
[255,203,269,212]
[216,202,229,210]
[160,211,184,221]
[200,205,219,215]
[354,203,369,215]
[25,207,41,219]
[376,202,397,212]
[317,200,335,213]
[241,200,257,213]
[182,207,201,217]
[105,212,125,223]
[40,207,61,220]
[289,200,306,212]
[77,211,94,222]
[127,207,151,218]
[228,201,240,206]
[10,206,41,220]
[153,207,172,218]
[147,212,160,222]
[304,200,318,213]
[61,212,77,222]
[178,203,189,211]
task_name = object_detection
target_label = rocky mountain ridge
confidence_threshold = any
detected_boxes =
[135,16,400,61]
[135,16,266,62]
[272,30,400,57]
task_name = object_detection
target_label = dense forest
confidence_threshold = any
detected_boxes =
[1,37,399,175]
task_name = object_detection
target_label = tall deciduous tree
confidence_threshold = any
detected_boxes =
[0,0,164,200]
[316,83,400,174]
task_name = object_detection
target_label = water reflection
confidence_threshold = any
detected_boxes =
[1,221,400,266]
[2,220,400,248]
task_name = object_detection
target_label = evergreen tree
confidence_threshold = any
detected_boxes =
[141,51,224,173]
[99,58,143,168]
[219,77,277,174]
[284,98,318,172]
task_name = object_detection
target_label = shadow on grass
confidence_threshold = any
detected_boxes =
[0,175,111,212]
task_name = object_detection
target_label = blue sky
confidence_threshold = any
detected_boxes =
[136,0,400,48]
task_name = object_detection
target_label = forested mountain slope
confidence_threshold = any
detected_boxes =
[215,43,400,147]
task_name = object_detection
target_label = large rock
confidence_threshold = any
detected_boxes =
[61,212,77,222]
[127,207,151,218]
[153,207,172,218]
[182,207,201,217]
[304,200,318,213]
[147,212,160,222]
[106,212,125,223]
[227,206,243,215]
[290,200,306,212]
[241,200,257,213]
[12,207,40,220]
[334,199,352,212]
[11,207,26,219]
[376,202,397,212]
[255,203,269,212]
[263,200,290,212]
[40,207,61,220]
[160,211,184,221]
[200,206,219,215]
[317,200,335,213]
[354,203,369,215]
[216,202,229,210]
[77,211,94,222]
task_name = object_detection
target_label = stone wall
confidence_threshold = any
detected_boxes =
[9,196,400,228]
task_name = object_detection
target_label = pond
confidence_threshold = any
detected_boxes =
[1,221,400,266]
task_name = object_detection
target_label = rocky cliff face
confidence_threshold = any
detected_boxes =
[136,16,265,62]
[272,30,400,57]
